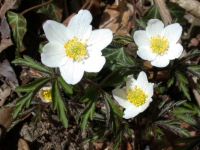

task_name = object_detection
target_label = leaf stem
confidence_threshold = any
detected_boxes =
[20,0,54,15]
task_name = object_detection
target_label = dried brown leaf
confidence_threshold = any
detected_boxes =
[99,0,133,35]
[0,15,11,38]
[0,107,14,140]
[0,83,11,106]
[0,39,13,53]
[0,0,17,17]
[0,59,18,84]
[174,0,200,18]
[18,138,30,150]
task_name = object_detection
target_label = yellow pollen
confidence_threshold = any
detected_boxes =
[64,36,86,60]
[150,35,168,54]
[42,89,52,101]
[126,86,148,107]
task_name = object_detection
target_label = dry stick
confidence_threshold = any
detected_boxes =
[86,0,95,10]
[154,0,172,25]
[129,0,136,32]
[20,0,54,15]
[82,0,90,9]
[155,0,200,106]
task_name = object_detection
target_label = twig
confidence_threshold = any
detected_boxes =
[86,0,94,10]
[154,0,172,25]
[20,0,54,15]
[130,0,136,31]
[82,0,90,9]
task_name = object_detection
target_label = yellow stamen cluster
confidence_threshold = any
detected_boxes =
[150,35,168,54]
[64,36,86,60]
[41,89,52,101]
[126,86,148,107]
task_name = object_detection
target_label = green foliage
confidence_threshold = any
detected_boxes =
[175,71,191,100]
[80,88,98,131]
[155,120,190,137]
[37,0,61,22]
[7,11,27,58]
[15,77,52,92]
[13,77,52,118]
[57,75,73,94]
[143,2,185,24]
[52,80,68,128]
[102,46,136,71]
[12,55,53,74]
[104,93,123,118]
[173,102,200,116]
[176,136,200,150]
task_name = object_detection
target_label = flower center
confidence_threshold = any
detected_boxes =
[41,89,52,101]
[64,36,86,60]
[150,35,168,54]
[126,86,148,107]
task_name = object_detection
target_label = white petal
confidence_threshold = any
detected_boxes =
[151,55,170,68]
[87,29,113,52]
[134,30,150,47]
[145,83,154,99]
[165,43,183,60]
[123,100,151,119]
[41,43,66,67]
[43,20,68,44]
[140,99,151,111]
[126,76,134,92]
[137,46,157,61]
[136,71,148,90]
[67,10,92,40]
[123,106,139,119]
[146,19,164,37]
[59,58,84,85]
[112,89,132,108]
[163,23,182,44]
[84,56,106,72]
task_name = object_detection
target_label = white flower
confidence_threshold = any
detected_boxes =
[112,71,154,119]
[134,19,183,68]
[39,87,52,103]
[41,10,113,85]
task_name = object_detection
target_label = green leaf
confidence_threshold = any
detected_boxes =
[175,49,200,66]
[167,76,174,88]
[143,2,185,25]
[158,100,187,117]
[7,11,27,58]
[187,65,200,78]
[12,55,52,74]
[80,87,97,103]
[143,5,161,21]
[167,2,186,25]
[172,107,196,115]
[37,0,61,22]
[172,102,199,116]
[124,123,132,135]
[57,75,73,94]
[15,77,52,92]
[135,18,147,29]
[52,80,68,128]
[177,114,200,129]
[100,68,133,87]
[155,127,164,135]
[13,92,33,118]
[39,41,48,53]
[81,89,98,131]
[113,132,122,150]
[156,120,190,137]
[175,71,190,100]
[102,47,136,71]
[104,93,123,117]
